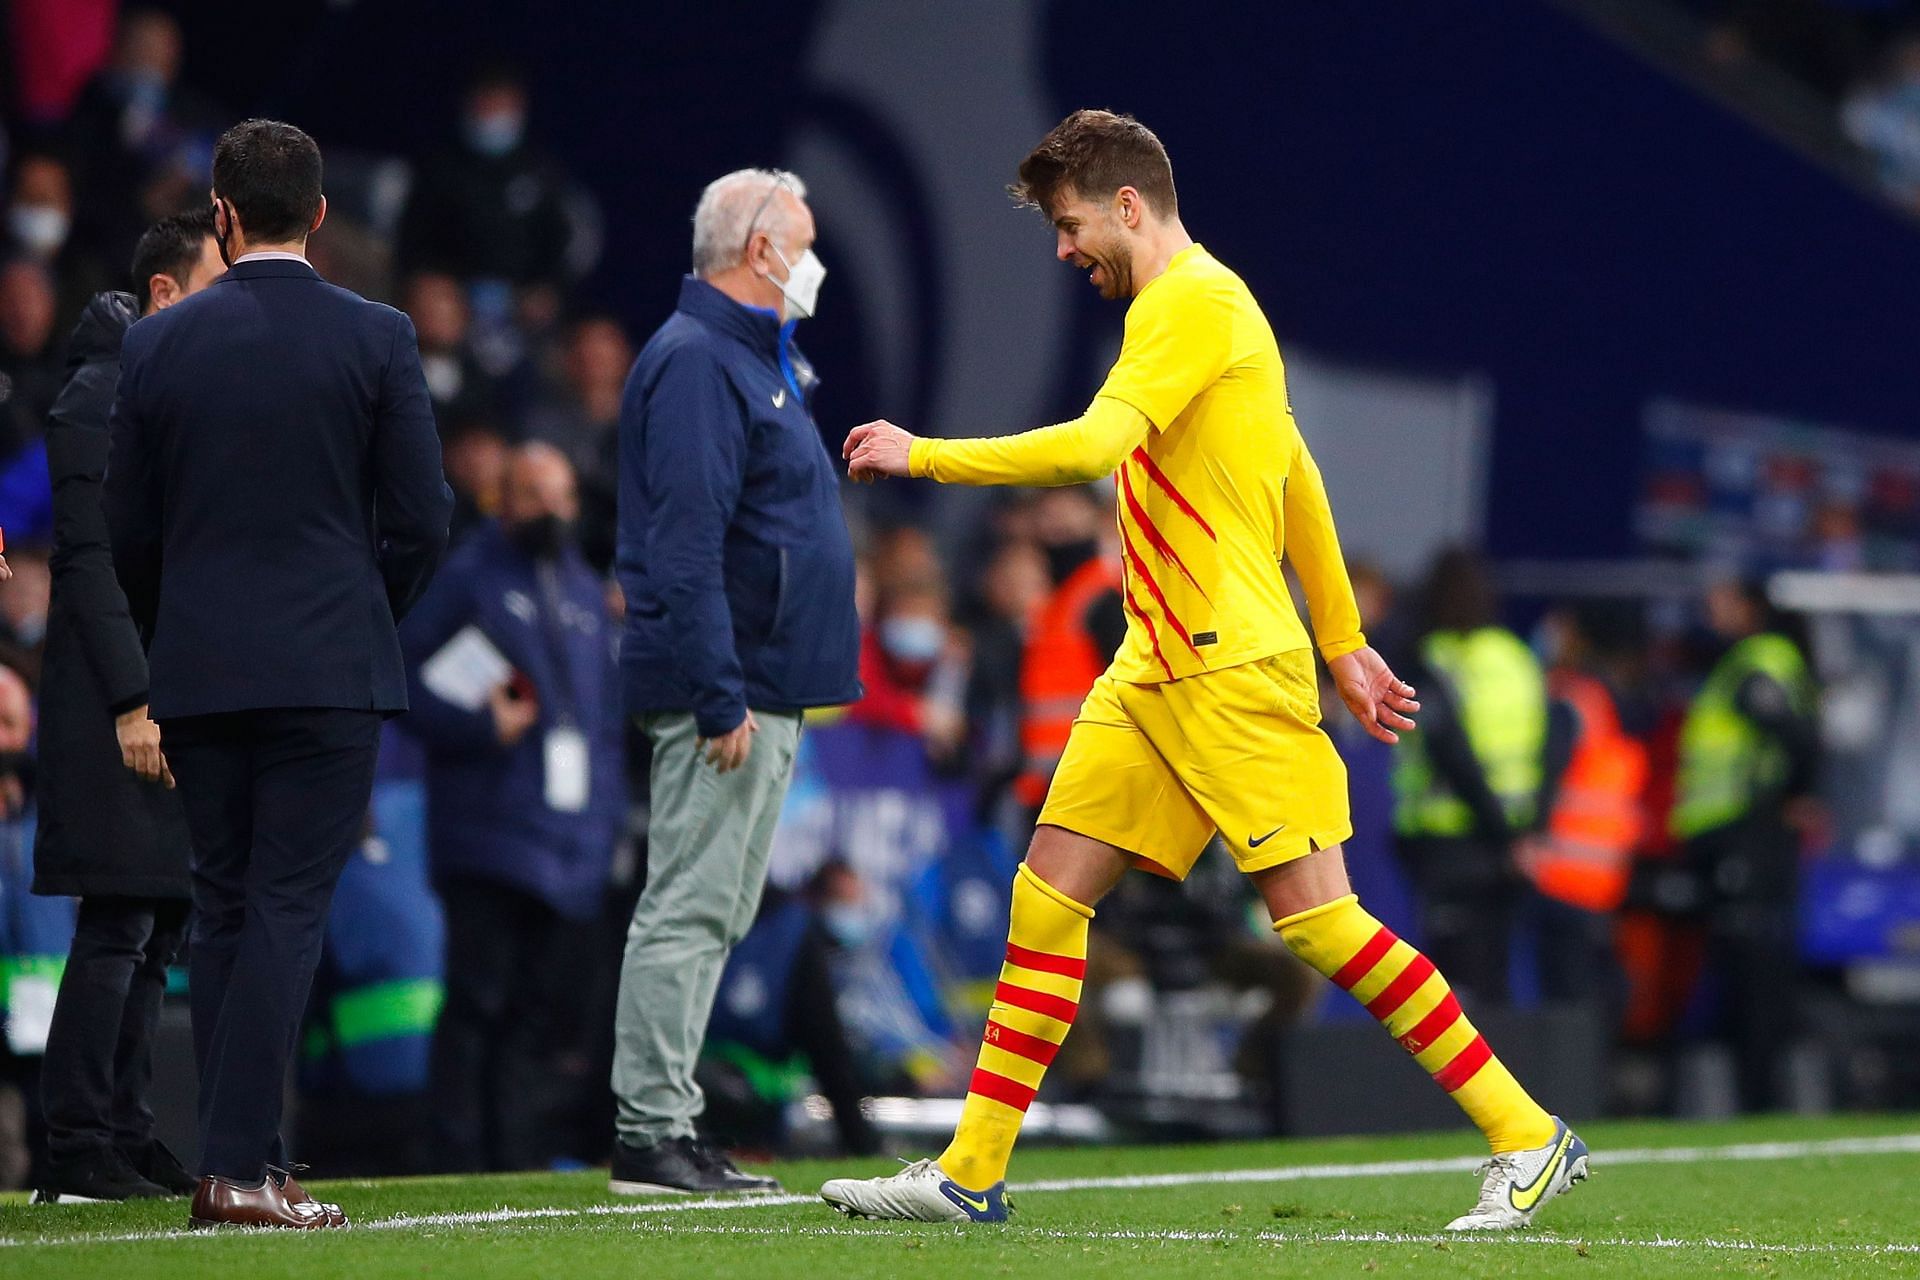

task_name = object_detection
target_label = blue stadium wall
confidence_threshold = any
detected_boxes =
[174,0,1920,559]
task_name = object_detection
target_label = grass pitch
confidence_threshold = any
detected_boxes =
[4,1113,1919,1277]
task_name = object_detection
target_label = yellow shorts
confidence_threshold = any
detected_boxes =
[1036,649,1352,880]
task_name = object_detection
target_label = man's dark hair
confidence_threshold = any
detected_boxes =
[1011,109,1177,219]
[211,119,323,244]
[130,206,216,311]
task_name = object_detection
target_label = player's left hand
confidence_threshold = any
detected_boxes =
[844,419,916,482]
[1326,646,1419,745]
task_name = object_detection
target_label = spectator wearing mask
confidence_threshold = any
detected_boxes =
[398,62,580,314]
[1390,547,1552,1005]
[63,9,220,269]
[612,168,860,1195]
[1014,487,1124,809]
[6,152,110,335]
[527,313,632,573]
[402,443,624,1172]
[30,209,222,1204]
[849,574,969,766]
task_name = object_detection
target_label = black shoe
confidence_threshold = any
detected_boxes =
[686,1138,782,1193]
[608,1136,782,1195]
[122,1138,198,1196]
[32,1148,171,1204]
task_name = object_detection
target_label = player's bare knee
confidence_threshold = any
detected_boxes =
[1023,825,1130,906]
[1250,843,1353,926]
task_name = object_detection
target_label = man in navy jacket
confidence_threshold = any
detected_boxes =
[403,443,623,1172]
[105,120,452,1228]
[609,168,859,1194]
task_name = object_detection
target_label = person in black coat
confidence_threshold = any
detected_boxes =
[31,209,224,1204]
[105,121,453,1230]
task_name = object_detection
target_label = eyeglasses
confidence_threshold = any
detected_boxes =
[741,171,794,256]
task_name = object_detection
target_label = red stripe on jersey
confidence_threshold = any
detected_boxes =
[967,1067,1038,1113]
[1004,943,1087,981]
[1329,926,1399,991]
[994,980,1079,1025]
[1364,954,1438,1021]
[1397,992,1465,1057]
[1432,1034,1494,1093]
[1131,446,1217,541]
[1120,522,1200,658]
[983,1019,1062,1066]
[1120,467,1209,601]
[1120,576,1175,679]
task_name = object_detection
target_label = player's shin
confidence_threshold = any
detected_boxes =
[937,862,1093,1190]
[1275,894,1555,1154]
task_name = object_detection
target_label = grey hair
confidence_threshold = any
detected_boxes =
[691,167,808,277]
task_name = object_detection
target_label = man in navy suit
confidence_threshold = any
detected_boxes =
[105,118,453,1229]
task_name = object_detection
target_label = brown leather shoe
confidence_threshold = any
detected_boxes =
[188,1174,335,1229]
[270,1164,348,1228]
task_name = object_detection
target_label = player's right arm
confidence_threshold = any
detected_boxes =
[846,270,1227,486]
[845,397,1147,487]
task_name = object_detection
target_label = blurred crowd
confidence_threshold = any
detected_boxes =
[0,4,1871,1188]
[1677,0,1920,211]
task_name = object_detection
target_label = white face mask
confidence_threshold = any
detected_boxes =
[8,204,69,256]
[769,244,826,321]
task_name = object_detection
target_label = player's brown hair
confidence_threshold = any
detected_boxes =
[1011,109,1178,219]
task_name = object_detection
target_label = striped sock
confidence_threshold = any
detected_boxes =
[1276,894,1555,1154]
[938,863,1093,1190]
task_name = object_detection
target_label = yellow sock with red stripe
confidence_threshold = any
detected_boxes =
[937,862,1092,1190]
[1275,894,1555,1154]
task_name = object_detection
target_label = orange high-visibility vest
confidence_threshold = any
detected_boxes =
[1526,670,1648,912]
[1013,556,1124,808]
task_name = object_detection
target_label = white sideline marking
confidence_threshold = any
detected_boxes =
[4,1131,1919,1250]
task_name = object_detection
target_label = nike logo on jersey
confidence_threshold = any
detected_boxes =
[1249,826,1286,848]
[772,388,787,408]
[1509,1129,1574,1213]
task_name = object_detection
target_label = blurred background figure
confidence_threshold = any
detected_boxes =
[404,271,501,435]
[1391,548,1551,1006]
[1011,488,1123,814]
[1670,576,1819,1112]
[526,313,631,574]
[61,8,218,272]
[1517,603,1650,1010]
[399,60,586,354]
[402,443,624,1173]
[700,861,882,1157]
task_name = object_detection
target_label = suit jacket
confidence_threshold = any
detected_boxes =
[105,257,454,720]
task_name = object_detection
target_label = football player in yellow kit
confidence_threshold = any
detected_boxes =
[819,110,1586,1232]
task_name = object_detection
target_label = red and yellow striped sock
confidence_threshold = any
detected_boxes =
[937,863,1093,1189]
[1276,894,1555,1154]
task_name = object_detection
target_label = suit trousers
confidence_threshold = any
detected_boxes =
[40,896,191,1162]
[611,710,800,1147]
[160,707,382,1182]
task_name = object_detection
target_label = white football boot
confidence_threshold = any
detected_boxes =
[1445,1116,1590,1231]
[820,1158,1010,1223]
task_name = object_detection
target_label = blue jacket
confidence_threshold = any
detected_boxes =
[617,277,861,737]
[400,521,624,919]
[105,258,453,718]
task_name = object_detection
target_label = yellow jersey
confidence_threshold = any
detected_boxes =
[910,243,1365,684]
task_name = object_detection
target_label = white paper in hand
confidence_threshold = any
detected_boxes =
[420,626,513,712]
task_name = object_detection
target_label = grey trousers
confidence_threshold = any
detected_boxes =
[611,709,801,1146]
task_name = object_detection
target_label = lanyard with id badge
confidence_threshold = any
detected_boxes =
[534,563,590,814]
